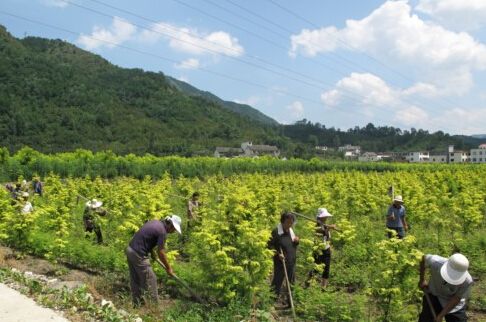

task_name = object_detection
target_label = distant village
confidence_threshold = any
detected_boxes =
[215,142,486,164]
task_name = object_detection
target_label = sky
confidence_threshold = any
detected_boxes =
[1,0,486,135]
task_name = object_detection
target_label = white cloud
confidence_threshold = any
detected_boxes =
[416,0,486,30]
[431,107,486,135]
[140,22,244,57]
[286,101,305,118]
[177,75,189,82]
[290,1,486,95]
[174,58,200,70]
[234,96,261,106]
[77,17,136,50]
[40,0,68,8]
[393,106,429,127]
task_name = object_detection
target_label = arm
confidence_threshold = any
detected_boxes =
[401,215,408,231]
[386,207,395,221]
[419,255,428,289]
[436,296,461,322]
[157,246,174,276]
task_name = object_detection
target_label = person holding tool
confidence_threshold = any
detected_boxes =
[126,215,182,306]
[418,253,473,322]
[386,195,408,239]
[313,207,338,288]
[268,211,299,308]
[83,199,107,244]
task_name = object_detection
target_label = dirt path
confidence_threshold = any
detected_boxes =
[0,283,69,322]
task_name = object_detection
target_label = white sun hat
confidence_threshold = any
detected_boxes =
[440,253,469,285]
[168,215,182,234]
[317,207,333,219]
[21,191,30,198]
[393,195,404,203]
[86,199,103,209]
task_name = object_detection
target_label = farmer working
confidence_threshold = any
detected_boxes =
[386,195,408,238]
[187,192,200,220]
[418,253,473,322]
[268,211,299,306]
[83,199,107,244]
[313,207,338,288]
[126,215,182,306]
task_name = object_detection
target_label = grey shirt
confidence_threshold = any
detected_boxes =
[425,254,473,313]
[386,204,405,228]
[129,220,167,257]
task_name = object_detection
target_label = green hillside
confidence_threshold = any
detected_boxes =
[165,76,278,126]
[0,26,283,155]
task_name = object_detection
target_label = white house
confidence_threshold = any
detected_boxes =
[470,144,486,163]
[214,142,280,158]
[405,152,429,163]
[358,152,380,162]
[338,144,361,159]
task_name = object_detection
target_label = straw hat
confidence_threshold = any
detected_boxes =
[167,215,182,234]
[440,253,469,285]
[317,207,333,219]
[86,199,103,209]
[393,195,404,203]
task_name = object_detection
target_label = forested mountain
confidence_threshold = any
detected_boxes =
[165,76,278,126]
[0,25,482,157]
[0,26,285,155]
[283,120,484,155]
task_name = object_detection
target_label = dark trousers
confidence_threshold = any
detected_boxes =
[85,223,103,244]
[271,256,295,297]
[125,246,158,306]
[387,227,405,239]
[418,294,467,322]
[315,248,331,279]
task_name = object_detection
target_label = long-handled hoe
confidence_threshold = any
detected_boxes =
[424,291,437,321]
[154,258,206,304]
[279,247,296,319]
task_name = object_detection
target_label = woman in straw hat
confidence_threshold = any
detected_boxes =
[313,207,338,288]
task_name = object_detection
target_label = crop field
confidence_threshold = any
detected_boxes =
[1,152,485,321]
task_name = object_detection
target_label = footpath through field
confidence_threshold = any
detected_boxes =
[0,283,69,322]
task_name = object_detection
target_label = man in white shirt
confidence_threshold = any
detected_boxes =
[418,253,473,322]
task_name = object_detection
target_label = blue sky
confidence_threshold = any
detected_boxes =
[1,0,486,135]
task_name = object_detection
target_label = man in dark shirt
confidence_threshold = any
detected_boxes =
[268,211,299,305]
[126,215,182,306]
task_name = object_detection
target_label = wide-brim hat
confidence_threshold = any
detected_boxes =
[393,195,404,203]
[169,215,182,234]
[21,192,30,198]
[317,207,333,219]
[440,253,469,285]
[86,199,103,209]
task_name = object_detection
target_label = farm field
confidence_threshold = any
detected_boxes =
[1,153,485,321]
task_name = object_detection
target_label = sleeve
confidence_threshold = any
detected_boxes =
[424,254,444,269]
[267,228,279,251]
[386,206,392,217]
[157,232,167,250]
[455,280,473,299]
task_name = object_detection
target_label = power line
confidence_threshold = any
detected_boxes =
[168,0,455,123]
[264,0,462,111]
[64,0,351,95]
[79,0,371,105]
[0,10,400,127]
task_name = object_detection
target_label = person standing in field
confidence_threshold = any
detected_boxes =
[187,192,200,221]
[18,192,34,214]
[418,253,473,322]
[386,195,408,239]
[268,211,299,306]
[313,207,338,288]
[126,215,182,306]
[32,177,43,196]
[83,199,107,244]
